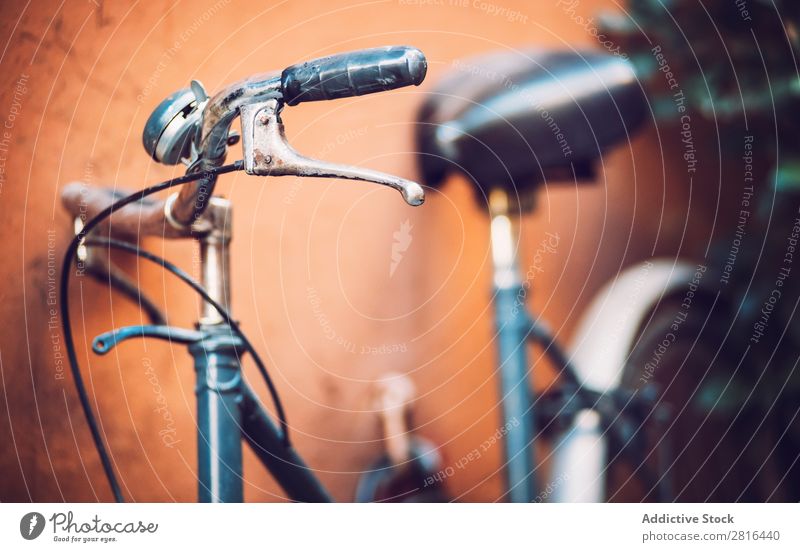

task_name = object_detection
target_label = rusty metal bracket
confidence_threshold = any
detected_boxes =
[240,99,424,206]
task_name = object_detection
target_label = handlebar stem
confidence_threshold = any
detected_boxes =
[198,197,233,325]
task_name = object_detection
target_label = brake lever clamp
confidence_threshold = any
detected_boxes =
[239,99,425,206]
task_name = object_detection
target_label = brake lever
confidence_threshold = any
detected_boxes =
[240,99,425,206]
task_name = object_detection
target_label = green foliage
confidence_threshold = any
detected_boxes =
[600,0,800,128]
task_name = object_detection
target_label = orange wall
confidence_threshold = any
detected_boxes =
[0,0,735,501]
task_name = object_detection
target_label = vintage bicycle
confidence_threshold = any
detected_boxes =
[415,32,800,502]
[415,48,674,503]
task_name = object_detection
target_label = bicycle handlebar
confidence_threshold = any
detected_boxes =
[196,45,426,161]
[60,183,186,240]
[62,45,427,240]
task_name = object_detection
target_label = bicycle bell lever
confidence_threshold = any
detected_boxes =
[240,99,425,206]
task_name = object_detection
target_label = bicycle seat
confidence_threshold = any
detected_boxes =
[415,49,647,205]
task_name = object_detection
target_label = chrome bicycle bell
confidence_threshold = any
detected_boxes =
[142,81,208,165]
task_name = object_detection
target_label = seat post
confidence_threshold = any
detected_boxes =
[489,188,537,502]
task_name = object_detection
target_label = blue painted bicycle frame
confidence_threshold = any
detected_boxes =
[93,322,332,502]
[493,284,537,503]
[189,324,332,502]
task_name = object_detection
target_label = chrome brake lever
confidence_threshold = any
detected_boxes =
[240,99,425,206]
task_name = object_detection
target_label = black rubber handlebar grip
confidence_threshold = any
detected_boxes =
[281,46,427,106]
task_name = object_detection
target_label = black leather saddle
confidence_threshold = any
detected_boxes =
[415,49,647,205]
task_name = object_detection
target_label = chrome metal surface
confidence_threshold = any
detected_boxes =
[198,74,283,162]
[198,197,233,325]
[489,188,521,289]
[142,88,198,164]
[240,100,425,206]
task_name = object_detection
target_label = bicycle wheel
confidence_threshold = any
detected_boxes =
[612,294,798,502]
